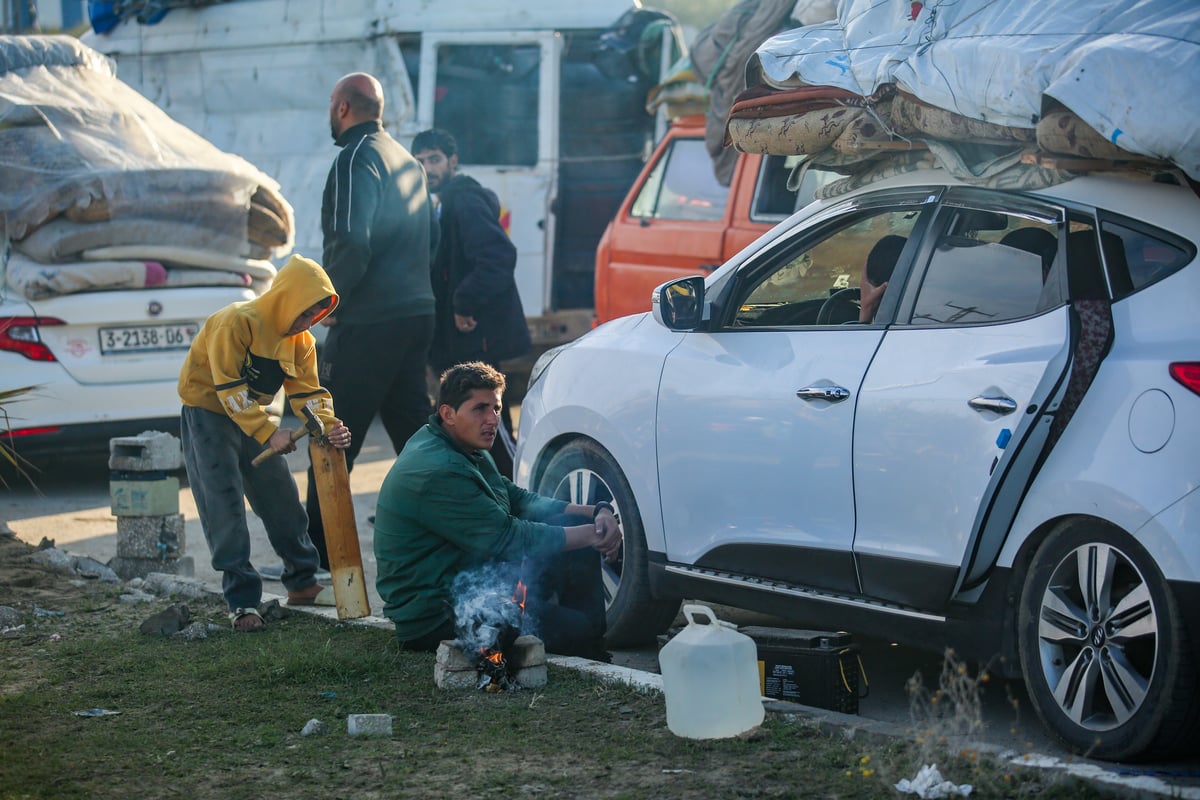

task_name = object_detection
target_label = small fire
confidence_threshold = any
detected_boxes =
[512,578,527,613]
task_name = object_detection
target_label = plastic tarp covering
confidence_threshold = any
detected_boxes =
[0,35,292,289]
[749,0,1200,180]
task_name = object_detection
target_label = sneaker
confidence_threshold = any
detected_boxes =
[258,564,330,582]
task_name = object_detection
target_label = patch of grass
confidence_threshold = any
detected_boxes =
[0,546,1120,800]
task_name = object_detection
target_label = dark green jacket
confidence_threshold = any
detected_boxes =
[373,417,567,639]
[321,120,437,324]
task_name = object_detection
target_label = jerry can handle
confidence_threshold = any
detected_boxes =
[681,603,738,630]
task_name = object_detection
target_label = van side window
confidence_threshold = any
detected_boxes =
[630,138,728,222]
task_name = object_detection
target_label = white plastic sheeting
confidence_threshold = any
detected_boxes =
[749,0,1200,179]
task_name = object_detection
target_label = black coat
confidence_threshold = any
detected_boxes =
[428,174,531,372]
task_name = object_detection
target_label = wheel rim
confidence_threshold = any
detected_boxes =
[547,465,625,608]
[1036,542,1158,731]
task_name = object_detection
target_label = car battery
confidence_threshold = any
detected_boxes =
[740,626,865,714]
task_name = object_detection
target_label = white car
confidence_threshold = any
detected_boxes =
[516,168,1199,760]
[1,284,258,461]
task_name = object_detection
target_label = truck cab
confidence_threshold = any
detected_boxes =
[594,116,832,324]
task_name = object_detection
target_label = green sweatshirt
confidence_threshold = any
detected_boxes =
[373,418,568,640]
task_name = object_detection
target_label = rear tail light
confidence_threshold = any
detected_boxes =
[1169,362,1200,397]
[0,317,64,361]
[3,425,61,437]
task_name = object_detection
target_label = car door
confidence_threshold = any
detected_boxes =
[655,191,936,595]
[852,190,1072,610]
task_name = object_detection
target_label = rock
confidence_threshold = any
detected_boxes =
[174,621,209,641]
[347,714,392,737]
[118,589,157,604]
[0,606,22,628]
[301,719,326,737]
[141,573,210,600]
[72,555,121,583]
[29,547,74,572]
[138,603,191,636]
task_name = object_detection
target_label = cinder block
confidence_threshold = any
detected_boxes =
[515,664,548,688]
[109,431,183,472]
[109,555,194,581]
[434,663,480,690]
[510,635,546,667]
[346,714,392,737]
[110,477,180,517]
[436,639,474,671]
[116,514,185,559]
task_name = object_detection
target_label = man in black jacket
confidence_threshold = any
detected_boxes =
[412,128,531,478]
[270,73,437,576]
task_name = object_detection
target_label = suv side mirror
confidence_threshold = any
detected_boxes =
[652,276,706,330]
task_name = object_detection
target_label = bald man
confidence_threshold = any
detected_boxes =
[282,73,439,575]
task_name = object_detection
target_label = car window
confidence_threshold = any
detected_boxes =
[728,208,920,327]
[911,209,1061,325]
[629,137,728,222]
[1099,218,1195,299]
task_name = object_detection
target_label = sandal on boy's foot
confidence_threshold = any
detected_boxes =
[286,584,336,607]
[229,607,266,632]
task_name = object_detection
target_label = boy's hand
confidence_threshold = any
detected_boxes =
[327,421,352,449]
[267,427,298,456]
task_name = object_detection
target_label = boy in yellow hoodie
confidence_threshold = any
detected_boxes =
[178,254,352,631]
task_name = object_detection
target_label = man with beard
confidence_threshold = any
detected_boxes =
[412,129,530,478]
[262,73,438,580]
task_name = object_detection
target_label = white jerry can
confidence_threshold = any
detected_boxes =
[658,604,765,739]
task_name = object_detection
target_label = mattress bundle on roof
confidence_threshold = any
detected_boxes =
[0,35,293,300]
[724,0,1199,195]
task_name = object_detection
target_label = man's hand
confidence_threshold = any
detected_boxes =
[859,262,888,323]
[593,507,622,563]
[454,313,477,333]
[326,421,352,450]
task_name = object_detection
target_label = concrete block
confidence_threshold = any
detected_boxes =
[511,635,546,667]
[116,514,185,559]
[436,639,474,671]
[515,664,548,688]
[346,714,392,737]
[110,477,180,517]
[109,555,194,581]
[109,431,183,472]
[434,662,480,690]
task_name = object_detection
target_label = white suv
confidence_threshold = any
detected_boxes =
[516,168,1200,760]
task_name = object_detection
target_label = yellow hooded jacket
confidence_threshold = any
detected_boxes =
[178,254,339,444]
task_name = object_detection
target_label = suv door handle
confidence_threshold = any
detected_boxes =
[968,395,1017,415]
[797,386,850,402]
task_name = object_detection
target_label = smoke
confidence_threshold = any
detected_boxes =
[450,562,540,655]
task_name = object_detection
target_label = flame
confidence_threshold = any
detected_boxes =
[512,578,527,614]
[484,649,504,665]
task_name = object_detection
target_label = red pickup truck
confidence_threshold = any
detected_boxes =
[593,115,831,324]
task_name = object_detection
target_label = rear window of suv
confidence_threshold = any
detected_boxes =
[1100,216,1195,299]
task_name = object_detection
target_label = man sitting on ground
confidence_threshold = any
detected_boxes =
[373,362,621,658]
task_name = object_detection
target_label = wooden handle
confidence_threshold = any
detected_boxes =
[250,425,308,467]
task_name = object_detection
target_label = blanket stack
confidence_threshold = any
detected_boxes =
[0,35,293,300]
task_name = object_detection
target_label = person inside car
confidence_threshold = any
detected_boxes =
[859,234,907,323]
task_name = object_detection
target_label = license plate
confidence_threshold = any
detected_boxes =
[99,323,199,354]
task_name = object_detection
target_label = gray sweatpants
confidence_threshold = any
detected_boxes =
[180,405,320,611]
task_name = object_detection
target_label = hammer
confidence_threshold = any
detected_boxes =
[251,406,325,467]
